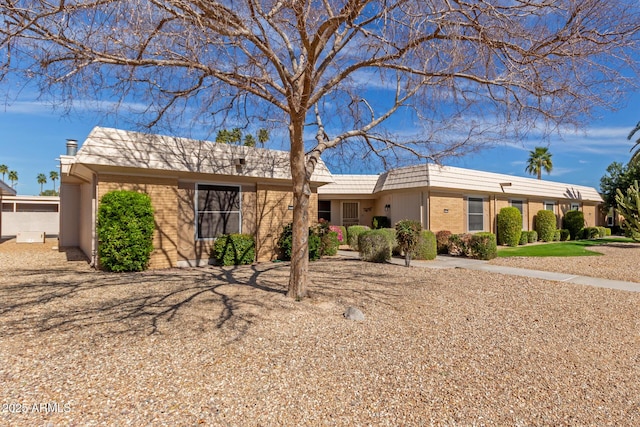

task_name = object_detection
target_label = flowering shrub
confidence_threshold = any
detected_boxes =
[329,225,344,243]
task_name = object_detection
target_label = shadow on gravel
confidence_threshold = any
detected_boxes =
[1,257,408,340]
[0,262,290,340]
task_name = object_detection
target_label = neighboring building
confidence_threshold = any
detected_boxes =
[318,164,604,234]
[1,195,60,238]
[0,180,17,238]
[59,127,332,268]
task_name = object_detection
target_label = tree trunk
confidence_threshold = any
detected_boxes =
[287,118,310,300]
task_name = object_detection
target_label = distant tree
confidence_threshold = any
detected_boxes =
[37,173,47,194]
[629,121,640,164]
[40,189,59,196]
[0,164,7,181]
[49,170,59,191]
[8,170,18,189]
[600,162,640,211]
[215,128,269,147]
[525,147,554,180]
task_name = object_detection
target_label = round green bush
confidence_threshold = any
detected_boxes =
[563,210,585,240]
[553,230,561,241]
[497,207,522,246]
[527,230,538,243]
[358,230,392,263]
[212,234,255,266]
[518,231,528,245]
[535,210,557,242]
[413,230,437,260]
[469,232,497,260]
[377,228,398,254]
[559,229,570,241]
[97,190,155,272]
[276,223,321,261]
[347,225,370,251]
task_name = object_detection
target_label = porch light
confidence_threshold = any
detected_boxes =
[384,204,391,212]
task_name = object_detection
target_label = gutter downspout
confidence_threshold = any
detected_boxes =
[91,173,98,268]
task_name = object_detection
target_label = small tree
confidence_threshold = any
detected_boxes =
[0,164,7,181]
[37,173,47,194]
[97,190,155,272]
[563,210,585,240]
[615,180,640,241]
[395,220,422,267]
[497,207,522,246]
[49,171,59,192]
[525,147,553,180]
[8,170,18,189]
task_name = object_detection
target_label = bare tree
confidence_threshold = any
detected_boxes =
[1,0,638,298]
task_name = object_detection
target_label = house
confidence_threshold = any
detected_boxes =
[318,164,604,234]
[58,127,332,268]
[0,179,17,239]
[1,195,60,238]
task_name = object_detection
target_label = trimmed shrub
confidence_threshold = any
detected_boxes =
[276,223,321,261]
[413,230,437,260]
[329,225,345,243]
[559,229,571,241]
[377,228,399,255]
[436,230,452,254]
[563,210,585,240]
[372,216,391,229]
[497,207,522,246]
[97,190,155,272]
[358,230,392,263]
[604,227,612,237]
[347,225,370,251]
[448,233,473,257]
[586,226,600,239]
[212,234,255,266]
[553,230,561,241]
[469,232,497,260]
[518,232,528,245]
[596,226,607,238]
[395,220,422,266]
[535,210,557,242]
[527,230,538,243]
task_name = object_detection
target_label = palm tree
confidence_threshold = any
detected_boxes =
[0,164,7,181]
[8,170,18,189]
[525,146,553,180]
[628,121,640,164]
[37,173,47,194]
[49,170,59,192]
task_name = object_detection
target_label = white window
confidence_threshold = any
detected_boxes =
[468,197,484,232]
[570,203,580,211]
[196,184,241,239]
[544,202,555,211]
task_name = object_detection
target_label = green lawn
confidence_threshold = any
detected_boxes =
[497,237,634,257]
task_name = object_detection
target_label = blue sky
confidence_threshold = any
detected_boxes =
[0,93,638,196]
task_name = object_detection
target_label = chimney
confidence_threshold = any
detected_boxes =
[66,139,78,156]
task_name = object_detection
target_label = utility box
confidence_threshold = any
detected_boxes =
[16,231,46,243]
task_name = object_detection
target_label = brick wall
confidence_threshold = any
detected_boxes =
[429,192,465,233]
[97,174,178,269]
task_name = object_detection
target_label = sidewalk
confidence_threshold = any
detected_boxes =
[337,250,640,293]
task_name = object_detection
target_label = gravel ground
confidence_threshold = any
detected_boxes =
[489,242,640,283]
[1,238,640,426]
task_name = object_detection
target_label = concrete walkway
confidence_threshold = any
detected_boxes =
[337,250,640,293]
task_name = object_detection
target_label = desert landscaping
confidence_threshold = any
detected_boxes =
[1,238,640,426]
